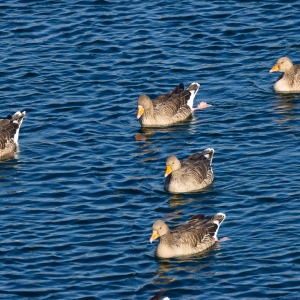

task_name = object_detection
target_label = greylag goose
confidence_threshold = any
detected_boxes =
[136,82,210,127]
[164,148,214,193]
[269,57,300,92]
[150,213,226,258]
[150,292,170,300]
[0,111,26,161]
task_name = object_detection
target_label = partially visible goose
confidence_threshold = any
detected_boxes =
[137,82,210,127]
[269,57,300,92]
[0,111,26,161]
[150,292,170,300]
[150,213,226,258]
[164,148,214,193]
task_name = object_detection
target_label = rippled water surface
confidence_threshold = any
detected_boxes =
[1,0,300,299]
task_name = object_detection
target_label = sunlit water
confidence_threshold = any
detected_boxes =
[0,1,299,299]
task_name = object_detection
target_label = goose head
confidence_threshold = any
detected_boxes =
[137,94,152,119]
[150,220,169,243]
[165,155,181,177]
[270,57,293,73]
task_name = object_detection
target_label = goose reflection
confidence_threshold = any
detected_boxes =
[134,118,195,144]
[152,250,218,286]
[167,194,186,208]
[273,93,300,123]
[275,93,299,109]
[167,185,215,209]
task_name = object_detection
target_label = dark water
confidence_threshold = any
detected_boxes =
[1,1,300,299]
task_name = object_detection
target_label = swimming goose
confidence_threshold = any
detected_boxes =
[150,213,226,258]
[269,57,300,92]
[164,148,214,193]
[0,111,26,161]
[136,82,210,127]
[150,292,170,300]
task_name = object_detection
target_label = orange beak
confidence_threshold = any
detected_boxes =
[150,230,159,243]
[164,165,172,177]
[270,63,280,73]
[136,106,144,119]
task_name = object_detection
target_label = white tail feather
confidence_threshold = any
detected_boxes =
[12,111,26,144]
[187,82,200,109]
[213,213,226,239]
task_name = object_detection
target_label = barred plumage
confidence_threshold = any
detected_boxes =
[164,148,214,193]
[136,82,200,127]
[150,213,226,258]
[0,111,26,161]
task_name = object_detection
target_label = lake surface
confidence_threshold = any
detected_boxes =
[0,0,299,299]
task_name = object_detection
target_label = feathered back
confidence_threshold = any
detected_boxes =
[137,82,200,127]
[171,213,225,247]
[0,111,26,160]
[151,212,226,258]
[164,148,214,193]
[0,119,19,150]
[153,83,199,115]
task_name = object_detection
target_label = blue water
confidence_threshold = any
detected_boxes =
[0,1,300,299]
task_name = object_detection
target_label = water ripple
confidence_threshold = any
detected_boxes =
[0,0,300,299]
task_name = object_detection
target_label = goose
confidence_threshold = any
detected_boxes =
[150,213,226,258]
[136,82,210,127]
[164,148,214,193]
[0,111,26,161]
[150,292,170,300]
[269,57,300,92]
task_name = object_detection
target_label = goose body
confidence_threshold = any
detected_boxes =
[150,213,226,258]
[270,57,300,92]
[164,148,214,193]
[150,293,170,300]
[0,111,26,161]
[137,82,209,127]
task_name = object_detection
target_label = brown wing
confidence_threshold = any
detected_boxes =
[153,83,185,104]
[171,216,218,247]
[293,64,300,85]
[294,64,300,73]
[180,150,214,182]
[152,83,192,117]
[0,118,19,150]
